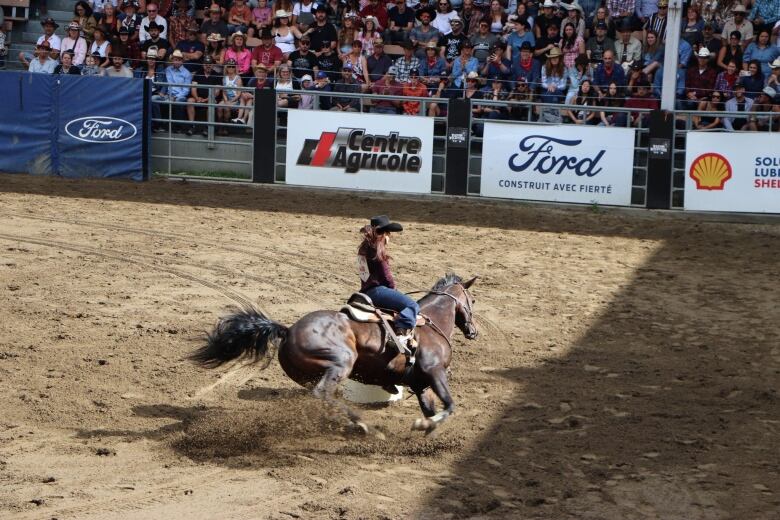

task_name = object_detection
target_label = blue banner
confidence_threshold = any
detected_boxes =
[0,71,149,181]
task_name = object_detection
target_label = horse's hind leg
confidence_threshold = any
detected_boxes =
[311,362,368,434]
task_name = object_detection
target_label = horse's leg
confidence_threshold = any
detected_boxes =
[412,387,437,431]
[311,363,365,429]
[413,369,455,434]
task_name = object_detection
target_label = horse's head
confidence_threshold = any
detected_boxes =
[453,276,478,340]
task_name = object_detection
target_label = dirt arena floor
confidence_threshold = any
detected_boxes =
[0,173,778,520]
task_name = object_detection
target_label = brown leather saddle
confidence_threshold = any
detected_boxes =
[340,293,424,357]
[340,293,425,326]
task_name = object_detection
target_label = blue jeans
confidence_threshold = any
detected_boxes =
[364,285,420,330]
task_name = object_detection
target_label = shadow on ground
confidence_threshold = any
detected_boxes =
[417,224,780,519]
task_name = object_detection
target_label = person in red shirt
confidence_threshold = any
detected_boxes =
[683,47,717,109]
[251,27,283,73]
[228,0,252,34]
[623,80,659,127]
[359,0,389,32]
[357,215,419,354]
[370,66,403,113]
[402,69,429,114]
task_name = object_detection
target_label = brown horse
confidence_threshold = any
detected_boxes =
[190,273,478,434]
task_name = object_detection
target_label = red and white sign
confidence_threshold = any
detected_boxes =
[685,132,780,213]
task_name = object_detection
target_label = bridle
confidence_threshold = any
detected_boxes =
[407,283,476,345]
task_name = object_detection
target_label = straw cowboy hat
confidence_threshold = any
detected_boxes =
[547,46,563,58]
[229,31,246,44]
[170,49,184,59]
[206,32,225,42]
[274,9,292,18]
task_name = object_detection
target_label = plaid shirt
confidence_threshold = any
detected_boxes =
[750,0,780,24]
[685,67,717,98]
[168,14,194,48]
[607,0,636,18]
[394,55,421,83]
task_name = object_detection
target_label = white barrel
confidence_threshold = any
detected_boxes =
[342,380,404,403]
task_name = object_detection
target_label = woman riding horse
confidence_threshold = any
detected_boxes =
[190,223,478,434]
[357,215,419,354]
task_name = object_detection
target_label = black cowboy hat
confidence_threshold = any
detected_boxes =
[370,215,403,233]
[145,21,164,32]
[416,6,437,22]
[40,17,59,28]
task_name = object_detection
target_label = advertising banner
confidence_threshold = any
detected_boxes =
[0,72,148,181]
[684,132,779,214]
[285,110,433,194]
[480,123,636,206]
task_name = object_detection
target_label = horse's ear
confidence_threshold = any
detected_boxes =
[463,276,479,289]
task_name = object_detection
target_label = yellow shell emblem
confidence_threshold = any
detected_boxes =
[689,153,732,190]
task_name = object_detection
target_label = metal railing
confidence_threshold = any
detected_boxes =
[670,109,779,209]
[150,81,255,180]
[272,90,449,193]
[468,99,653,207]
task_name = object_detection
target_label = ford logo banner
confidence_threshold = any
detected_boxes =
[64,116,138,144]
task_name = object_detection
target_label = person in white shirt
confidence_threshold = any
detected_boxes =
[139,2,169,42]
[61,21,88,65]
[19,18,61,67]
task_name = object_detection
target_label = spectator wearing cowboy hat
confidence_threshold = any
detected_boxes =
[386,0,415,44]
[161,49,194,131]
[511,40,541,87]
[113,26,141,67]
[253,27,284,74]
[681,46,717,109]
[169,0,196,47]
[27,40,58,73]
[19,17,61,68]
[141,21,170,60]
[451,39,479,87]
[535,0,561,40]
[62,21,88,66]
[308,3,338,54]
[721,4,753,46]
[175,22,205,73]
[204,32,226,73]
[438,15,469,63]
[410,6,441,57]
[105,50,134,76]
[393,40,421,83]
[139,2,168,43]
[200,4,230,45]
[540,45,568,103]
[225,30,252,75]
[118,1,142,42]
[360,0,389,32]
[744,86,778,131]
[614,19,641,72]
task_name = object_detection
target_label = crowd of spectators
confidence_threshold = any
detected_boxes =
[11,0,780,131]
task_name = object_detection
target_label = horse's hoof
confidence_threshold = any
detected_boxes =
[354,421,369,435]
[412,418,430,431]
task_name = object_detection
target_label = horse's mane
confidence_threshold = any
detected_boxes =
[430,273,463,292]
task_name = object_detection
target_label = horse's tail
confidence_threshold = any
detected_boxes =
[190,306,288,369]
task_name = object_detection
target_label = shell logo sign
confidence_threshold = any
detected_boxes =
[689,153,732,190]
